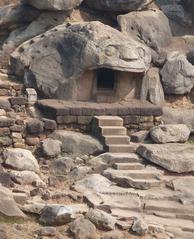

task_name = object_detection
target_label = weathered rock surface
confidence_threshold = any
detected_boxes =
[0,4,40,31]
[140,67,165,106]
[161,52,194,94]
[85,0,152,12]
[26,119,44,135]
[69,217,97,239]
[25,0,83,11]
[150,124,190,143]
[162,107,194,129]
[86,209,116,231]
[41,138,62,157]
[11,21,151,99]
[50,130,103,156]
[0,185,25,218]
[39,204,88,226]
[3,148,39,173]
[73,174,112,193]
[118,9,172,49]
[132,218,148,236]
[10,170,44,185]
[3,11,69,50]
[137,143,194,173]
[51,157,74,175]
[39,205,73,226]
[169,177,194,195]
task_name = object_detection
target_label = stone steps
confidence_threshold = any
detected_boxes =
[100,126,127,136]
[103,168,162,190]
[113,162,145,170]
[104,168,162,180]
[107,144,137,153]
[145,215,194,233]
[104,135,130,144]
[94,116,123,127]
[145,199,194,215]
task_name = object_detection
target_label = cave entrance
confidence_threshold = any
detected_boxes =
[96,68,116,90]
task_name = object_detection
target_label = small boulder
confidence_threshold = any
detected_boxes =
[150,124,190,143]
[26,119,44,135]
[69,217,97,239]
[51,157,74,175]
[50,130,103,156]
[140,67,165,106]
[137,143,194,173]
[26,0,83,11]
[39,205,73,226]
[132,218,148,236]
[0,185,25,219]
[37,227,57,237]
[86,209,116,231]
[101,231,125,239]
[161,52,194,94]
[41,138,62,157]
[3,148,39,173]
[10,170,44,186]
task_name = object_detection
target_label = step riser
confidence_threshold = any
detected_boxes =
[105,137,129,144]
[98,120,123,127]
[108,145,136,153]
[124,173,158,180]
[102,128,127,136]
[109,157,143,164]
[145,207,193,214]
[109,147,134,153]
[113,164,144,170]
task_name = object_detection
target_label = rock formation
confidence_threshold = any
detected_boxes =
[0,0,194,238]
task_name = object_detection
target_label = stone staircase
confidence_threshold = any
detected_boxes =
[92,116,164,190]
[92,116,137,153]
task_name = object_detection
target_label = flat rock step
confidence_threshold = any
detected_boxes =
[94,116,123,127]
[113,162,145,170]
[107,144,138,153]
[104,168,162,180]
[100,126,127,135]
[103,169,161,190]
[104,135,130,144]
[145,215,194,233]
[145,200,194,214]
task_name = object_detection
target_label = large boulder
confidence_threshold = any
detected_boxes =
[161,52,194,94]
[140,67,165,106]
[3,11,69,50]
[0,185,25,218]
[150,124,190,143]
[118,9,172,50]
[85,0,152,12]
[50,130,103,156]
[156,0,192,27]
[3,148,39,173]
[137,143,194,173]
[10,21,151,99]
[24,0,83,11]
[162,107,194,130]
[0,4,40,32]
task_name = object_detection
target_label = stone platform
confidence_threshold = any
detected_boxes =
[37,99,162,131]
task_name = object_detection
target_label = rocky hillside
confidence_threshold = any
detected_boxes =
[0,1,194,239]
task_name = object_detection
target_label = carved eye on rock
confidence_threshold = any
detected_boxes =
[137,47,145,58]
[105,45,117,56]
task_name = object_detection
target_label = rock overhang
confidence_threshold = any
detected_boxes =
[10,21,151,99]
